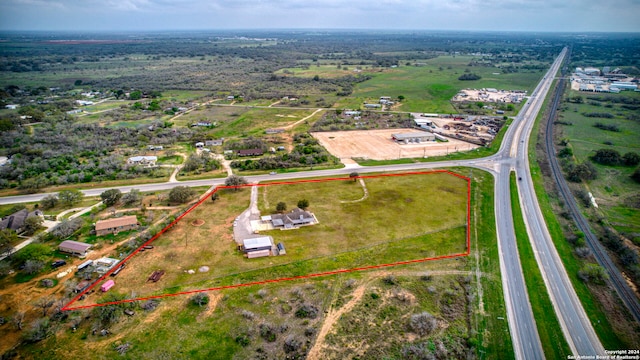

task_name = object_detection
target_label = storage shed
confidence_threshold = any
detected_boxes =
[101,280,115,292]
[243,236,273,253]
[59,240,92,257]
[247,249,270,258]
[277,242,286,255]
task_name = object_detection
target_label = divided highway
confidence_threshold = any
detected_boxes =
[0,48,610,359]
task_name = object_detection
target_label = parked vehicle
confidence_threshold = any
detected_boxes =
[51,260,67,268]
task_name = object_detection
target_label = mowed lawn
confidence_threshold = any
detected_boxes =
[88,172,468,304]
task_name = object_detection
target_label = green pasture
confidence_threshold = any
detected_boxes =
[558,91,640,241]
[175,106,322,138]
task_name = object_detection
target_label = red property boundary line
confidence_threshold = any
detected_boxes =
[62,170,471,311]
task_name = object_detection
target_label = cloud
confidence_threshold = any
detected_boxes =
[0,0,639,31]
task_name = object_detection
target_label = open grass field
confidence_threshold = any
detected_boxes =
[13,169,512,360]
[325,55,546,112]
[557,91,640,242]
[79,172,468,307]
[173,106,324,138]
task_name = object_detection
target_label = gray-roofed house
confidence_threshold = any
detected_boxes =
[127,156,157,167]
[269,208,317,229]
[59,240,92,257]
[205,139,224,146]
[0,209,43,233]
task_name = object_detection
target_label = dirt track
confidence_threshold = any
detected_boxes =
[313,129,478,160]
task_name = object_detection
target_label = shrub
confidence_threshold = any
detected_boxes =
[141,299,160,311]
[591,148,621,165]
[168,186,195,203]
[50,218,84,239]
[297,199,309,210]
[622,152,640,166]
[632,168,640,184]
[295,303,319,319]
[409,312,437,335]
[40,194,59,210]
[383,275,398,285]
[283,335,302,353]
[259,323,277,342]
[567,162,598,182]
[235,334,250,347]
[100,189,122,207]
[23,318,52,343]
[190,293,209,307]
[458,73,481,81]
[574,247,591,259]
[121,189,142,205]
[577,264,608,284]
[557,147,573,158]
[573,189,591,208]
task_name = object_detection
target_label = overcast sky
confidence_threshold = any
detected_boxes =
[1,0,638,32]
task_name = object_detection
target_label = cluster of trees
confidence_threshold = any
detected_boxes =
[182,153,221,173]
[0,118,201,190]
[230,134,336,171]
[458,73,481,81]
[584,113,615,119]
[313,111,413,132]
[565,161,598,182]
[593,122,619,132]
[275,199,309,213]
[591,149,640,166]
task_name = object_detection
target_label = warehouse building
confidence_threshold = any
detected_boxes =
[392,131,436,144]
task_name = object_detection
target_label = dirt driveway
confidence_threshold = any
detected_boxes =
[313,129,478,161]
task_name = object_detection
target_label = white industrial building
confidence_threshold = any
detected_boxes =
[392,131,436,144]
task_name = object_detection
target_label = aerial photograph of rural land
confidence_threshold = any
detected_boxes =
[0,0,639,359]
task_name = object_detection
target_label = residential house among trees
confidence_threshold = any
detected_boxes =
[237,149,264,157]
[0,209,43,233]
[127,156,157,167]
[95,215,139,236]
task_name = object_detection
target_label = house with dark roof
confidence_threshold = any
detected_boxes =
[268,208,316,229]
[0,209,43,233]
[237,149,264,157]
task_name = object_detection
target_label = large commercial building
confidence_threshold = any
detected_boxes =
[392,131,436,144]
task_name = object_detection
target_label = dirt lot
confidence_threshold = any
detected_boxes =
[312,129,478,160]
[452,88,526,103]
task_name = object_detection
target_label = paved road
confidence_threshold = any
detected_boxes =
[511,47,605,357]
[0,49,608,359]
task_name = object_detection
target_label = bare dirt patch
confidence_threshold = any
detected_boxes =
[313,129,478,160]
[307,283,369,360]
[191,219,205,227]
